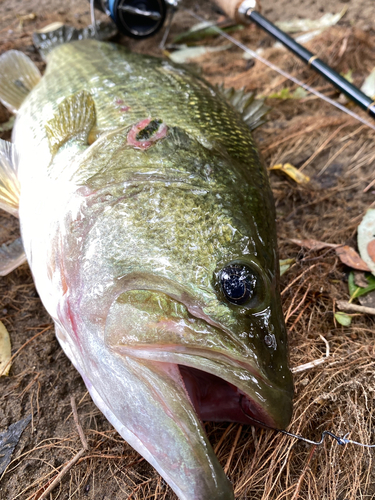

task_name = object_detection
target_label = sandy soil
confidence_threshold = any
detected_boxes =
[1,1,375,499]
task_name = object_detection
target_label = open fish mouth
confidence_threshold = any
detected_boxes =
[107,346,292,430]
[105,288,293,430]
[178,364,276,427]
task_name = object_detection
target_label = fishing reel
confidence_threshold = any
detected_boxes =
[91,0,180,38]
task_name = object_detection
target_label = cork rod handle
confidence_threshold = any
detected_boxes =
[213,0,245,23]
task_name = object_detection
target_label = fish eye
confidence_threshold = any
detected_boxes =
[220,264,258,306]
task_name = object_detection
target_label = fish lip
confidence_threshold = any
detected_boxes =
[110,344,293,429]
[105,285,293,429]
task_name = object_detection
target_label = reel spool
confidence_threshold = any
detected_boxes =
[92,0,170,38]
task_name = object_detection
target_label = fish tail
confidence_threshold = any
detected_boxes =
[32,22,117,61]
[0,50,41,113]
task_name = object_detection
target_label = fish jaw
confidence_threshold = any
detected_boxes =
[105,289,293,431]
[55,324,234,500]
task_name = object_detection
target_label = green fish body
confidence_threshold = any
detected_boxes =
[0,39,293,500]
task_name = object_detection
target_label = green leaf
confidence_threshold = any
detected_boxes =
[269,88,293,99]
[292,87,308,99]
[348,271,375,300]
[334,312,352,326]
[279,258,295,276]
[341,69,354,83]
[172,22,243,44]
[268,87,308,100]
[168,44,231,64]
[348,271,357,297]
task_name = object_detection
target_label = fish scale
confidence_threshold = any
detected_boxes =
[38,42,259,159]
[0,37,293,500]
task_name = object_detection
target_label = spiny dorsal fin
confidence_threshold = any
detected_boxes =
[45,90,96,155]
[0,238,26,276]
[218,84,270,131]
[0,139,20,217]
[33,22,117,61]
[0,51,41,113]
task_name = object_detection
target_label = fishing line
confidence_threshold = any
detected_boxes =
[182,9,375,134]
[239,398,375,449]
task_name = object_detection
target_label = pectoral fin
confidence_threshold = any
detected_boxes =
[0,139,20,217]
[0,50,41,113]
[45,91,96,155]
[0,238,26,276]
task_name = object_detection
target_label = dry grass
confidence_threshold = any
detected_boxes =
[1,8,375,500]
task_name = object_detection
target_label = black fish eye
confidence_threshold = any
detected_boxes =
[220,265,258,305]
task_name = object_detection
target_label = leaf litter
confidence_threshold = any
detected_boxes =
[1,1,375,499]
[0,320,11,376]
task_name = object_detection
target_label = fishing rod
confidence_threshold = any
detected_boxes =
[89,0,375,124]
[215,0,375,120]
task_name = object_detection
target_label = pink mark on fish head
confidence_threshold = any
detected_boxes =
[115,98,130,112]
[127,118,168,150]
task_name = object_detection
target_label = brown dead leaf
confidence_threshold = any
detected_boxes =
[290,238,338,251]
[335,245,370,271]
[354,271,369,288]
[291,239,370,271]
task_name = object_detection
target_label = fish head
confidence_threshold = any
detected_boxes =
[61,124,293,499]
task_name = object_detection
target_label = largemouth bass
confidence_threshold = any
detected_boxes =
[0,34,293,500]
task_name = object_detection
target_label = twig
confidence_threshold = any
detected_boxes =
[290,445,317,500]
[38,449,86,500]
[127,478,153,499]
[299,123,349,171]
[364,177,375,193]
[281,264,320,296]
[224,425,242,475]
[291,335,330,373]
[337,300,375,315]
[285,283,311,322]
[214,423,234,455]
[317,140,351,176]
[38,397,88,500]
[70,396,88,450]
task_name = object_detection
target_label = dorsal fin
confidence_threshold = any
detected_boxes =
[33,22,117,61]
[0,139,20,217]
[0,51,41,113]
[218,84,270,131]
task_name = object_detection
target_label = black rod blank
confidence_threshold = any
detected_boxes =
[247,10,375,120]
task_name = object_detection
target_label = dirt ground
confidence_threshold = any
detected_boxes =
[1,0,375,499]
